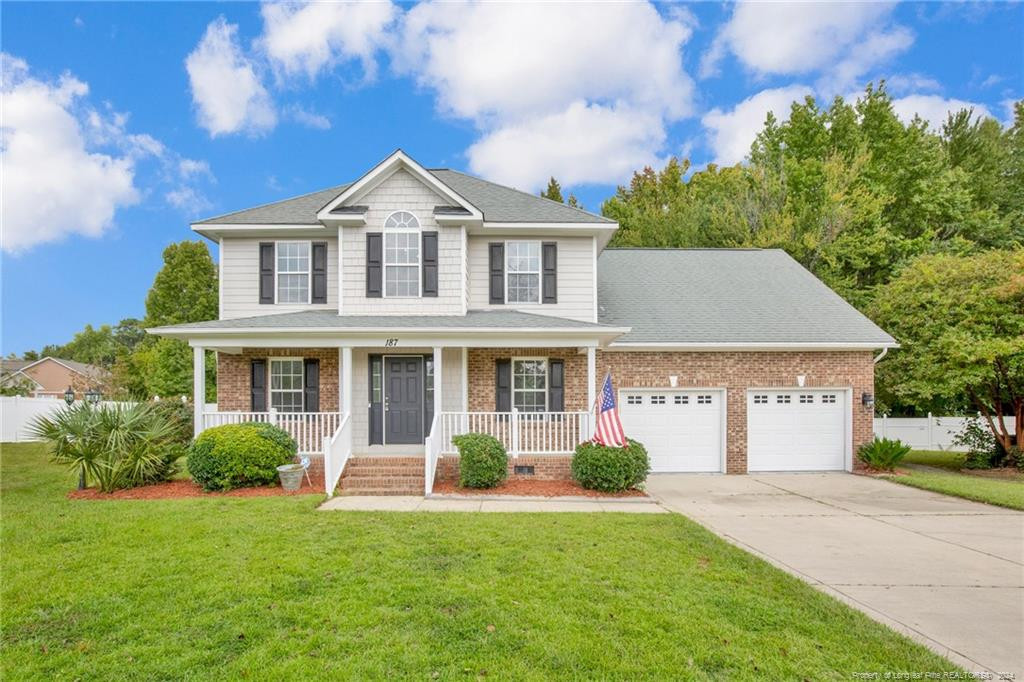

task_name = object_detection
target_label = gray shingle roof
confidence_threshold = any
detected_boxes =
[196,169,612,225]
[151,309,621,333]
[597,249,896,346]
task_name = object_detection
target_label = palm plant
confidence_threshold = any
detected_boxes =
[30,403,180,492]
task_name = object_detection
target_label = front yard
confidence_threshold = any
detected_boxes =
[883,449,1024,511]
[1,443,956,679]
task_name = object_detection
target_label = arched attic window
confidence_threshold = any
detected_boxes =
[383,211,421,297]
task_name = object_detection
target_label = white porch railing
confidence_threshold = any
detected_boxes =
[201,411,343,455]
[424,414,442,496]
[323,412,352,496]
[438,410,591,456]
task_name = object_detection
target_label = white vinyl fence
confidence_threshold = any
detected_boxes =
[874,414,1016,451]
[0,396,134,443]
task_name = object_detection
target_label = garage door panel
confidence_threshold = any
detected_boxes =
[620,390,722,473]
[747,390,846,472]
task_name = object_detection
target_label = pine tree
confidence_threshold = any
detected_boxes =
[540,177,564,203]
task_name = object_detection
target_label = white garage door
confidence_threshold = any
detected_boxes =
[619,390,723,472]
[747,390,847,472]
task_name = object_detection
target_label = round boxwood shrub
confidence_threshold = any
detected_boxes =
[452,433,507,488]
[188,422,297,491]
[572,439,649,492]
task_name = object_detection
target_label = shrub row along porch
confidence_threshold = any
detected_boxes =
[190,339,608,495]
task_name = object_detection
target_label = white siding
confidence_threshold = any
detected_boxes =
[220,237,338,319]
[341,169,464,315]
[467,235,595,322]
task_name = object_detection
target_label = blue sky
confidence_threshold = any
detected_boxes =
[2,1,1021,356]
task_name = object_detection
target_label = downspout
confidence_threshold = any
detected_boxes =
[873,347,888,364]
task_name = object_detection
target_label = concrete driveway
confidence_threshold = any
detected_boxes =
[646,473,1024,676]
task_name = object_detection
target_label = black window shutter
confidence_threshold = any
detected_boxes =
[422,231,438,297]
[251,359,267,411]
[548,359,564,412]
[259,243,275,304]
[495,359,512,412]
[303,359,320,412]
[311,242,328,304]
[542,242,557,304]
[489,243,505,304]
[366,233,383,298]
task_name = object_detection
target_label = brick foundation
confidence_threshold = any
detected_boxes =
[435,455,572,482]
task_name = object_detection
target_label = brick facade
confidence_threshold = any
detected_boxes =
[597,350,875,474]
[217,348,339,412]
[215,345,875,477]
[467,347,589,412]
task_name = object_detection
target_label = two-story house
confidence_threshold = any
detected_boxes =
[150,150,896,495]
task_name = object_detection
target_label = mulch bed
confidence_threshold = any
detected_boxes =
[68,479,321,500]
[431,479,647,498]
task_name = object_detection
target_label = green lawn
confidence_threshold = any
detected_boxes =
[884,450,1024,511]
[2,443,956,679]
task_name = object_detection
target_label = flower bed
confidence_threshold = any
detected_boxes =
[68,479,319,500]
[431,479,647,498]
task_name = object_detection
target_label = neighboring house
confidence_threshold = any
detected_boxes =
[0,357,108,399]
[150,150,896,494]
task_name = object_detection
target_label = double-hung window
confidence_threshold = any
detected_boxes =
[506,241,541,303]
[383,211,420,297]
[269,358,304,412]
[277,242,310,303]
[512,358,547,412]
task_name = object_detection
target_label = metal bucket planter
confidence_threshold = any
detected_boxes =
[277,463,304,491]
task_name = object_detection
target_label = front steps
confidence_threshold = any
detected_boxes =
[337,456,425,496]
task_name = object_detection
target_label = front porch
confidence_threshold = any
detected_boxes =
[191,344,598,495]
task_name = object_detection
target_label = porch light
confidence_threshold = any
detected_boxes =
[669,375,678,388]
[797,374,806,388]
[85,388,101,405]
[862,392,874,407]
[63,387,75,405]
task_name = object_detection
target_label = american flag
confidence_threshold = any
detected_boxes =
[593,372,626,447]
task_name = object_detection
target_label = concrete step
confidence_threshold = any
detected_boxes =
[337,487,422,496]
[342,466,425,476]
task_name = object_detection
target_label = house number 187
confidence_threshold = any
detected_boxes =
[384,338,399,347]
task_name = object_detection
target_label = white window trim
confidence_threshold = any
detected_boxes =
[382,210,422,299]
[268,357,304,413]
[511,356,548,413]
[504,240,542,305]
[274,240,312,305]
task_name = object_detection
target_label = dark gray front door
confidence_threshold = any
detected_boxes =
[385,356,423,444]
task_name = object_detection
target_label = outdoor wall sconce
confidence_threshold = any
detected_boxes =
[797,374,806,387]
[862,392,875,407]
[63,387,75,405]
[669,375,679,387]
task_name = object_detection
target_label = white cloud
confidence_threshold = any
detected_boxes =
[286,104,331,130]
[1,54,216,252]
[185,17,276,137]
[259,1,396,81]
[822,26,914,94]
[395,1,693,189]
[885,73,943,95]
[701,2,898,78]
[467,102,666,192]
[891,95,993,131]
[701,85,812,166]
[1,54,138,253]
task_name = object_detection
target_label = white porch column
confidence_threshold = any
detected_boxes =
[432,347,443,431]
[193,346,205,438]
[586,347,596,437]
[341,347,353,416]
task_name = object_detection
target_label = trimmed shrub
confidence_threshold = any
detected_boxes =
[572,439,649,492]
[188,422,297,491]
[857,437,911,471]
[452,433,507,488]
